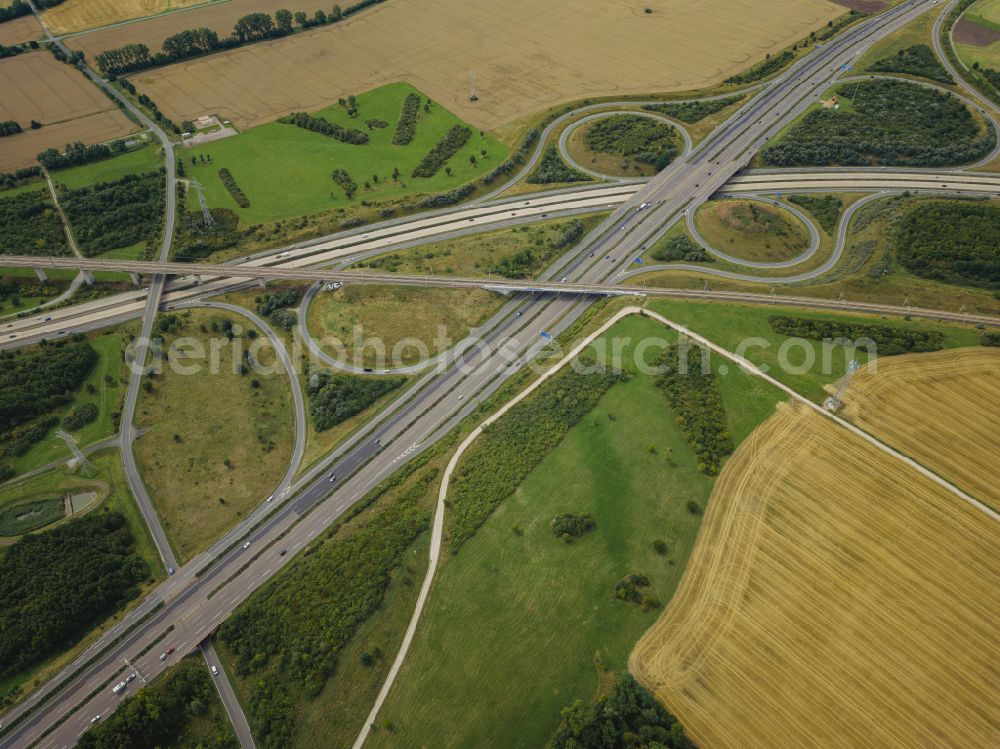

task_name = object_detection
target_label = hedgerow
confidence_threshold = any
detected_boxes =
[277,112,368,145]
[411,124,471,178]
[654,343,732,476]
[218,168,249,208]
[767,315,945,354]
[392,92,421,145]
[643,94,744,123]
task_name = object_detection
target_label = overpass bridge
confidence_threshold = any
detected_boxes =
[2,254,997,329]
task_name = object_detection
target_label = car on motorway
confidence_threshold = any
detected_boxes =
[125,673,136,683]
[91,716,101,724]
[167,566,174,575]
[329,472,336,482]
[243,541,251,549]
[266,495,273,502]
[280,549,287,556]
[112,682,126,695]
[166,647,175,655]
[276,251,289,258]
[159,652,167,661]
[211,665,219,676]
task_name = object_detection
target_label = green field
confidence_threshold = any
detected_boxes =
[5,332,124,477]
[645,299,979,401]
[134,308,294,562]
[368,315,784,748]
[49,142,162,190]
[182,82,507,226]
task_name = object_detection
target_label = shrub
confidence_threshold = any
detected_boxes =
[550,512,595,541]
[63,402,98,430]
[650,234,711,263]
[525,147,591,184]
[331,168,357,199]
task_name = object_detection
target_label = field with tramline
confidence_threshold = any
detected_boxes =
[109,0,844,130]
[43,0,213,35]
[631,400,1000,748]
[840,346,1000,509]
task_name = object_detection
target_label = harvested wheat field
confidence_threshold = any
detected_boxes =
[0,51,118,125]
[0,110,136,171]
[631,401,1000,749]
[0,13,41,45]
[45,0,226,36]
[117,0,842,130]
[840,347,1000,510]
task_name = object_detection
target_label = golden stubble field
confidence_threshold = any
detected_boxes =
[0,51,136,170]
[631,400,1000,748]
[0,13,40,45]
[81,0,844,130]
[43,0,214,36]
[840,347,1000,510]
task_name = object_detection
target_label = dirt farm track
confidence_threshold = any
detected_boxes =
[72,0,845,130]
[631,400,1000,749]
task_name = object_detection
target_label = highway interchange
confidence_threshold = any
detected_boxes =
[2,0,999,746]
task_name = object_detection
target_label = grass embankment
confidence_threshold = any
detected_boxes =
[306,285,503,368]
[350,213,607,278]
[0,447,162,707]
[3,331,125,477]
[133,308,294,562]
[367,315,784,748]
[694,199,811,263]
[183,82,507,227]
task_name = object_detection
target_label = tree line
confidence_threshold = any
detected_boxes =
[481,127,538,184]
[654,343,733,476]
[95,0,388,76]
[277,111,369,144]
[762,79,995,168]
[219,478,430,747]
[37,139,131,170]
[218,167,250,208]
[60,170,164,256]
[392,92,422,145]
[768,314,945,354]
[331,167,357,198]
[0,0,30,23]
[306,370,404,431]
[411,124,471,177]
[0,512,148,681]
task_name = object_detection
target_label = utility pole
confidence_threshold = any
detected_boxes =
[469,70,478,102]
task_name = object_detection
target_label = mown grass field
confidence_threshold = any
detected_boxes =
[645,299,979,401]
[6,332,124,476]
[181,82,506,225]
[0,447,162,703]
[50,142,161,190]
[841,346,1000,509]
[631,400,1000,748]
[694,198,811,263]
[367,315,784,748]
[133,308,293,562]
[306,285,503,368]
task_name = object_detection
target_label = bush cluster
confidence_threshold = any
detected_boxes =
[725,49,794,84]
[0,119,20,137]
[0,165,41,191]
[256,289,301,330]
[61,171,165,256]
[411,124,471,178]
[550,676,693,749]
[761,79,994,168]
[551,512,595,542]
[867,44,954,85]
[584,114,678,168]
[650,234,711,263]
[306,371,404,431]
[416,182,474,208]
[0,188,69,256]
[654,343,733,476]
[218,167,249,208]
[788,193,842,234]
[0,513,148,680]
[79,660,237,749]
[481,127,539,185]
[893,201,1000,289]
[331,167,357,199]
[62,402,98,430]
[392,92,422,145]
[37,139,130,170]
[643,94,744,123]
[277,111,368,145]
[526,146,592,184]
[767,314,945,355]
